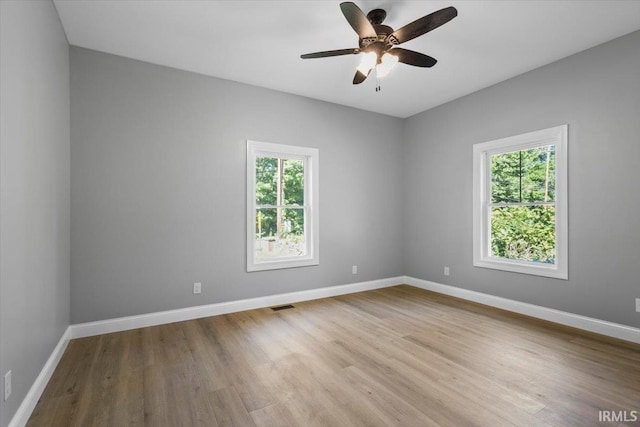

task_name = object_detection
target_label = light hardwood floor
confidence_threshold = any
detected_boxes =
[28,285,640,426]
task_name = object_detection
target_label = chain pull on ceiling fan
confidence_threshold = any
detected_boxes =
[301,2,458,87]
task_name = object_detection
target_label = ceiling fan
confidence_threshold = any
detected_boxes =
[301,2,458,87]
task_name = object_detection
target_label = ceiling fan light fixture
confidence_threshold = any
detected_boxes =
[376,52,399,78]
[356,51,377,75]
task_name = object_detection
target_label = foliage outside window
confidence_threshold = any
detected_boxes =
[473,125,568,279]
[247,141,319,272]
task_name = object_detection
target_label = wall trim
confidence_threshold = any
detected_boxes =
[403,276,640,344]
[9,327,72,427]
[13,275,640,427]
[67,275,640,343]
[69,276,404,339]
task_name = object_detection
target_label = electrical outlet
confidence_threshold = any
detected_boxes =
[444,266,450,276]
[193,282,202,294]
[636,298,640,313]
[4,370,11,401]
[352,265,357,274]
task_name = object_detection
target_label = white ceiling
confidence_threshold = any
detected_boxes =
[53,0,640,118]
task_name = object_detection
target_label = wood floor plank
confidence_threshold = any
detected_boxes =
[197,316,276,412]
[28,285,640,426]
[180,319,233,393]
[339,365,442,427]
[250,403,298,427]
[210,386,257,427]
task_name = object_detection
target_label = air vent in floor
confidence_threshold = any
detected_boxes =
[271,304,295,311]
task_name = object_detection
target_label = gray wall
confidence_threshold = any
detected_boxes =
[0,1,71,425]
[1,9,637,424]
[70,47,404,323]
[403,30,640,328]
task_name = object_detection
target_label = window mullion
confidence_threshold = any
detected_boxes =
[490,201,555,207]
[256,205,305,209]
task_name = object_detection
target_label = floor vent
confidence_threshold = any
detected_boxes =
[271,304,295,311]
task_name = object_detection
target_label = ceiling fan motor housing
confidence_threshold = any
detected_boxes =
[374,24,394,39]
[359,28,396,62]
[359,9,397,54]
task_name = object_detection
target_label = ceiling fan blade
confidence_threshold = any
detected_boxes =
[390,48,437,68]
[353,69,371,85]
[340,2,377,39]
[389,6,457,45]
[301,48,359,59]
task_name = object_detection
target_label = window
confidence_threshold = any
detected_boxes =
[247,140,319,272]
[473,125,568,279]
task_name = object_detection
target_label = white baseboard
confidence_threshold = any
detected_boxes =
[9,327,71,427]
[69,276,404,339]
[12,275,639,427]
[403,276,640,344]
[69,275,640,343]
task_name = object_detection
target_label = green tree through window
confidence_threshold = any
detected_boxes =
[255,157,305,249]
[490,145,556,263]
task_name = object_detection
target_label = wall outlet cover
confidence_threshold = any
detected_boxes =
[4,370,11,401]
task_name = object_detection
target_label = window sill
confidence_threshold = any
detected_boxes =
[247,257,319,272]
[474,257,568,280]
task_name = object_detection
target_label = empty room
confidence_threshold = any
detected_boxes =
[1,0,639,426]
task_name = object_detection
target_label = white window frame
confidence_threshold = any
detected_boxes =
[473,125,568,279]
[247,140,319,272]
